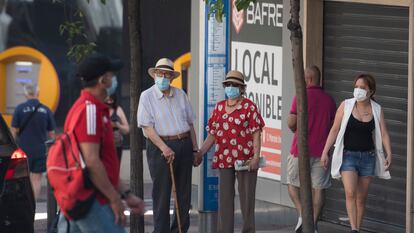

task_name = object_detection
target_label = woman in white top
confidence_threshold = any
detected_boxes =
[320,74,392,233]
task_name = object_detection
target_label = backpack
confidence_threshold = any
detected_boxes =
[46,107,96,220]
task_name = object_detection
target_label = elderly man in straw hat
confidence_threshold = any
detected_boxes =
[137,58,199,233]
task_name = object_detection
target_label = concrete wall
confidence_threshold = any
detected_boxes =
[189,0,201,188]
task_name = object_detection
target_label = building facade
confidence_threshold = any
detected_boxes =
[189,1,414,232]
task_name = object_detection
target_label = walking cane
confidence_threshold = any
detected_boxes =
[169,162,183,233]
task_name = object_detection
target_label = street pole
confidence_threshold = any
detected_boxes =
[199,211,218,233]
[198,162,217,233]
[199,1,229,232]
[45,139,57,232]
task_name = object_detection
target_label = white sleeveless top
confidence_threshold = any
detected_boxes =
[331,98,391,179]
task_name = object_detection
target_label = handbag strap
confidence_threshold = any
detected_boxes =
[18,103,41,136]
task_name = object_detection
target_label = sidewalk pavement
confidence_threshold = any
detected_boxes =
[35,184,352,233]
[121,182,352,233]
[118,150,352,232]
[35,149,352,233]
[127,214,352,233]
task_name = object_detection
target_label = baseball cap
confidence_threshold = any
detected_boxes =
[77,53,123,82]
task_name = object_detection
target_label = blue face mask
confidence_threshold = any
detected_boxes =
[155,76,171,91]
[224,86,240,99]
[106,76,118,96]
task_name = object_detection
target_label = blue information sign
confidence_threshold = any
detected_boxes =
[202,0,229,211]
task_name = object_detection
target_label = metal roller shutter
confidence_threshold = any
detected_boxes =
[322,2,409,233]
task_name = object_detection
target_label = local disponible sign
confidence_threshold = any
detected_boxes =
[231,0,283,180]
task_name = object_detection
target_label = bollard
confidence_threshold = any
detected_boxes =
[45,139,57,232]
[199,211,217,233]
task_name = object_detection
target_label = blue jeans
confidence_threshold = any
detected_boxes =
[340,150,376,177]
[57,200,126,233]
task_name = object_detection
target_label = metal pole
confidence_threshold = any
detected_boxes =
[45,139,57,232]
[46,180,57,231]
[199,211,217,233]
[198,154,217,233]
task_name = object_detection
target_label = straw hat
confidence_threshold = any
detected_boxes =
[148,58,180,79]
[222,70,246,86]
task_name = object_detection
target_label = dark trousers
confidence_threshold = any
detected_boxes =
[116,147,123,162]
[146,138,193,233]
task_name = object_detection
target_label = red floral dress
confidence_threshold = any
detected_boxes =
[206,98,265,169]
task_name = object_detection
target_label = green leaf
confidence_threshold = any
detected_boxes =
[100,0,106,4]
[236,0,254,11]
[67,43,97,62]
[215,12,222,23]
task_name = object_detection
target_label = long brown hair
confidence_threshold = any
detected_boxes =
[354,74,376,99]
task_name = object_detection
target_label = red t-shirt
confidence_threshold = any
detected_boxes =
[289,86,336,157]
[206,98,265,169]
[64,90,120,204]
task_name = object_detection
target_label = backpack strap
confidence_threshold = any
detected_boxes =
[64,104,90,166]
[67,104,86,132]
[66,103,104,164]
[18,103,41,136]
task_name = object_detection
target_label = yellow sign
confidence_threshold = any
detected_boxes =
[171,52,191,89]
[0,46,60,126]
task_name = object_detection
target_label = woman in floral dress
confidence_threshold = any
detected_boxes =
[197,70,265,233]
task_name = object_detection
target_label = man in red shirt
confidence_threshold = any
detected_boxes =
[58,54,144,233]
[287,65,336,233]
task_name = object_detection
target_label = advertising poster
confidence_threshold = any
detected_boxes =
[230,0,283,180]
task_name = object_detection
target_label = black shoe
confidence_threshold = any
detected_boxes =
[351,230,359,233]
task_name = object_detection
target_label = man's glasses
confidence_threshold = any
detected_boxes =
[155,70,174,79]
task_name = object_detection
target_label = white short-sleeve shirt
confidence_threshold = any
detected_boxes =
[137,85,196,136]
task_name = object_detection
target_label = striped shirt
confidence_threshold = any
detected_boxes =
[137,85,196,136]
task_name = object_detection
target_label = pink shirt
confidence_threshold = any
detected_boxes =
[290,86,336,157]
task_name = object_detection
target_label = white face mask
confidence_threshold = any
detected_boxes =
[353,88,368,102]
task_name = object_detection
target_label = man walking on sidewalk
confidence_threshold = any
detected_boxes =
[11,83,56,200]
[287,66,336,233]
[57,53,144,233]
[137,58,199,233]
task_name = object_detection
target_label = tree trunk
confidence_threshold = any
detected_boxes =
[288,1,314,232]
[127,0,144,232]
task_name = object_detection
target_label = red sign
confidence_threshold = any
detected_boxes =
[232,0,244,34]
[261,151,281,175]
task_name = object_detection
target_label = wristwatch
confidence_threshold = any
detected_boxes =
[120,189,132,199]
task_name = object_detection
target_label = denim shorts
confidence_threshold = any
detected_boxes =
[340,150,376,177]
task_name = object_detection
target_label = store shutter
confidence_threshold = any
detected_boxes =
[322,2,409,232]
